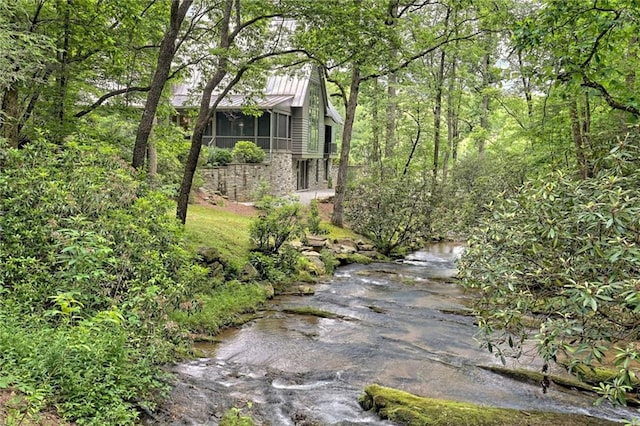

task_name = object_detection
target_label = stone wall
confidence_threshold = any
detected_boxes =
[200,152,294,201]
[201,154,338,201]
[305,158,334,191]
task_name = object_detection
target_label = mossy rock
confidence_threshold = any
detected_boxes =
[478,365,593,393]
[359,384,617,426]
[282,306,354,320]
[335,253,373,265]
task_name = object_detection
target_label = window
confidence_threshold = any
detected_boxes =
[308,83,320,152]
[216,111,254,137]
[278,113,289,138]
[258,113,270,137]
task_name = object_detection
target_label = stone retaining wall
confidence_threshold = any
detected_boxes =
[200,152,293,201]
[200,154,335,201]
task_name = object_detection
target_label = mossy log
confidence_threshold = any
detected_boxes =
[359,384,618,426]
[478,365,593,393]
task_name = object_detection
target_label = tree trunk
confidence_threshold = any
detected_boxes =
[176,0,233,224]
[54,0,71,138]
[1,87,20,148]
[403,110,421,176]
[517,51,533,121]
[147,140,158,184]
[384,72,397,159]
[478,34,491,159]
[383,1,399,159]
[433,50,447,181]
[332,66,361,228]
[570,99,589,179]
[370,78,381,167]
[443,52,458,182]
[132,0,193,169]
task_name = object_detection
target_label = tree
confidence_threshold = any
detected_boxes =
[459,139,640,405]
[132,0,194,170]
[295,0,479,227]
[0,1,55,146]
[514,0,640,168]
[175,0,299,223]
[0,0,170,145]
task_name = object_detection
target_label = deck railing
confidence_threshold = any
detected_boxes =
[211,136,291,152]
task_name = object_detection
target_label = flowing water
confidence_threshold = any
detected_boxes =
[150,243,638,425]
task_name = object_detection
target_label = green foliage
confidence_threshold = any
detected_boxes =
[431,153,527,238]
[232,141,265,163]
[75,115,192,197]
[306,199,328,235]
[0,309,167,425]
[345,174,431,255]
[459,141,640,405]
[249,198,304,254]
[0,139,206,422]
[207,147,233,166]
[169,281,270,334]
[220,404,254,426]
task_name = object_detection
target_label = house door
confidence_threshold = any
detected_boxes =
[296,160,309,190]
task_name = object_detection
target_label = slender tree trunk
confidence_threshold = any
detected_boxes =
[132,0,193,169]
[147,140,158,182]
[1,87,20,148]
[403,110,421,176]
[478,34,491,159]
[432,8,449,183]
[384,72,397,159]
[332,66,361,228]
[517,51,533,121]
[370,78,381,167]
[443,52,457,182]
[177,0,233,224]
[570,99,589,179]
[433,55,447,181]
[55,0,71,135]
[384,2,399,159]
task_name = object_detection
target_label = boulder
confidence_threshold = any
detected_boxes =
[302,252,326,275]
[306,235,328,249]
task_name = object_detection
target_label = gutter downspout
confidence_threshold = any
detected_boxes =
[268,109,274,163]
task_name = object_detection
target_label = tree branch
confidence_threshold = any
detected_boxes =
[581,77,640,117]
[74,86,150,118]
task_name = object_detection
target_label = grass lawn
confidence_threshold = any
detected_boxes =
[183,202,364,264]
[184,204,254,264]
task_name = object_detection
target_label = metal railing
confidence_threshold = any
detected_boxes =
[212,136,291,152]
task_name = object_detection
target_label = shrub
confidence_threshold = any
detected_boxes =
[306,199,328,235]
[232,141,265,163]
[208,147,233,166]
[249,198,304,254]
[345,175,432,255]
[458,142,640,405]
[0,139,206,422]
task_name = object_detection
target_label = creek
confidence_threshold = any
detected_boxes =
[149,243,638,425]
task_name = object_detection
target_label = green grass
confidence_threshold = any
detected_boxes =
[325,223,363,240]
[170,281,271,335]
[184,204,253,264]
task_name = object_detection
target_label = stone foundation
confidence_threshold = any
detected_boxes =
[201,159,290,201]
[201,154,336,201]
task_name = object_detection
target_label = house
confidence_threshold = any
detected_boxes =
[171,65,343,201]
